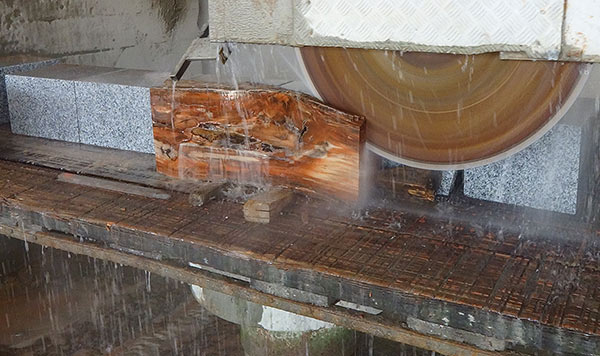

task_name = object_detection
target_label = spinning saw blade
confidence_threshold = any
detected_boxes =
[299,48,589,170]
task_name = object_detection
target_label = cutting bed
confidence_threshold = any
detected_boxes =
[0,124,599,355]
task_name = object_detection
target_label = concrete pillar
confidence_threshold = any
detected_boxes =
[190,285,356,356]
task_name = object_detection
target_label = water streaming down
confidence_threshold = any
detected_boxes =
[171,79,178,130]
[3,42,599,355]
[0,239,436,355]
[0,240,247,355]
[213,44,283,187]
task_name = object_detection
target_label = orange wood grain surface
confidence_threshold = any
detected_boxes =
[151,81,365,201]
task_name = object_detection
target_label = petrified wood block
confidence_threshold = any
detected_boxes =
[151,81,365,201]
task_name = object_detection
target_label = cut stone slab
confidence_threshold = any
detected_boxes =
[76,68,165,153]
[6,76,79,143]
[5,64,167,153]
[0,55,60,124]
[74,81,154,153]
[438,171,458,197]
[464,124,581,215]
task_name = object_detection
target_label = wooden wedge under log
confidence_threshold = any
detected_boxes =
[151,81,365,201]
[377,166,441,202]
[243,188,295,224]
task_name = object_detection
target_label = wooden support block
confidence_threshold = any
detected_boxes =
[188,182,226,207]
[57,173,171,200]
[243,188,295,224]
[377,166,441,201]
[151,81,365,202]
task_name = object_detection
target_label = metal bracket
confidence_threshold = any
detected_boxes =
[171,37,220,81]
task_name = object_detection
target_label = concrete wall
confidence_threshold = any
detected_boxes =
[0,0,305,84]
[1,0,201,72]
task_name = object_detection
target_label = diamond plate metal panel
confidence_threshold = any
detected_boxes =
[296,0,564,59]
[208,0,600,62]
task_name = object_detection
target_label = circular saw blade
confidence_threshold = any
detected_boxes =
[298,48,588,170]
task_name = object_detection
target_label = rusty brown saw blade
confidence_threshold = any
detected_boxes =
[299,48,586,169]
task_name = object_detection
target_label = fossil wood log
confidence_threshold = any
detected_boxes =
[151,81,365,201]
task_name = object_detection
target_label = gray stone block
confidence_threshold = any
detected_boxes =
[75,82,154,153]
[464,124,581,214]
[5,64,168,153]
[437,171,457,196]
[73,67,165,153]
[6,76,79,143]
[0,56,59,124]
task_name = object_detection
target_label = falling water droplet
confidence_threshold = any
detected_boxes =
[170,79,177,130]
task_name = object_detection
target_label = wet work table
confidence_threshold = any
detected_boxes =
[0,124,599,356]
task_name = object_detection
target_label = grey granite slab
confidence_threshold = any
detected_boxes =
[75,81,154,153]
[6,64,167,153]
[464,124,581,214]
[437,171,457,196]
[74,68,166,153]
[0,56,60,124]
[6,75,79,143]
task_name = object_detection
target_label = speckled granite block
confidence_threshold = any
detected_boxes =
[464,124,581,214]
[5,64,166,153]
[0,56,59,124]
[437,171,457,196]
[6,76,79,142]
[75,82,154,153]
